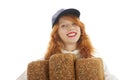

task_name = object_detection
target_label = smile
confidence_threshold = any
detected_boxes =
[66,32,77,37]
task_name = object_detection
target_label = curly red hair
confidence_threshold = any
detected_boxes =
[44,14,94,60]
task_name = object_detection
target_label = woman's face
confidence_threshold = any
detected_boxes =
[58,17,81,45]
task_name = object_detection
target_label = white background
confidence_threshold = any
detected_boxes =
[0,0,120,80]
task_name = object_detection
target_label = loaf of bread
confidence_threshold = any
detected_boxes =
[49,53,75,80]
[27,54,104,80]
[75,58,104,80]
[27,60,49,80]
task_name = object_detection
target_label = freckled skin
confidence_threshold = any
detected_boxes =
[58,17,81,45]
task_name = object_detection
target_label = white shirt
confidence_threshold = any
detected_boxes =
[16,50,118,80]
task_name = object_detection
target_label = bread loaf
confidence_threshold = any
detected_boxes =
[75,58,104,80]
[49,53,75,80]
[27,60,49,80]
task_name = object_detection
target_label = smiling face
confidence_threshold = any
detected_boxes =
[58,16,81,45]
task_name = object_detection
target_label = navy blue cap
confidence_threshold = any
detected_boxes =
[52,8,80,28]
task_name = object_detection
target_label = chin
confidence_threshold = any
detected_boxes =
[66,40,78,43]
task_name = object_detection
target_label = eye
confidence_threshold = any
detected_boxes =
[60,24,66,28]
[72,23,77,26]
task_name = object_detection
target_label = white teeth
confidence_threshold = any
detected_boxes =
[68,33,76,36]
[67,32,76,37]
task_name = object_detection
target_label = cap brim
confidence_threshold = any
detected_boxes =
[59,9,80,18]
[53,9,80,27]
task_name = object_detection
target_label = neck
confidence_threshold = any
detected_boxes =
[64,43,77,51]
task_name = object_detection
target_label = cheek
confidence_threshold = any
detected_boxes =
[77,28,81,37]
[79,29,81,34]
[58,29,66,39]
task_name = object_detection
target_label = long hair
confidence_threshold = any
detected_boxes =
[44,14,94,60]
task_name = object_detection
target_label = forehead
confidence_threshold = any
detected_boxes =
[59,18,71,23]
[58,16,76,24]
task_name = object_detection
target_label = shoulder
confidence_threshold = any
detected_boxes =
[16,70,27,80]
[91,55,118,80]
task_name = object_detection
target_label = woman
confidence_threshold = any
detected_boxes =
[17,8,118,80]
[45,8,94,60]
[44,8,118,80]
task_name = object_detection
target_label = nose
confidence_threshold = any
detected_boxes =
[67,24,74,30]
